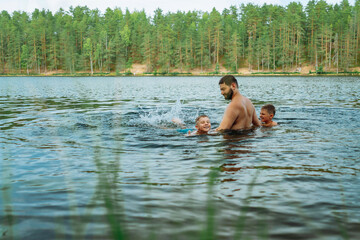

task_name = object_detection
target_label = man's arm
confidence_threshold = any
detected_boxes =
[216,105,238,131]
[252,107,261,127]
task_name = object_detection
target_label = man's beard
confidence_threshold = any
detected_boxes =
[225,89,233,100]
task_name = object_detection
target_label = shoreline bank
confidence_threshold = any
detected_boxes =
[1,72,359,77]
[1,64,359,77]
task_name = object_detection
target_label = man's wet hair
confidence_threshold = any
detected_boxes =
[219,75,238,88]
[195,115,209,125]
[261,104,276,116]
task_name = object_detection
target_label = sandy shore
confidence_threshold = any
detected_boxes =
[1,63,359,76]
[129,63,360,76]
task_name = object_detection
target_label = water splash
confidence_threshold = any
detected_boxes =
[138,99,185,127]
[125,99,201,128]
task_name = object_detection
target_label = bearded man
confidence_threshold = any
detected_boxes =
[216,75,261,131]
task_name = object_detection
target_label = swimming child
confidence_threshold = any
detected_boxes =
[189,115,212,135]
[260,104,278,127]
[172,115,212,136]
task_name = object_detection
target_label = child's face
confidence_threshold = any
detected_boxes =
[260,109,273,123]
[195,117,211,133]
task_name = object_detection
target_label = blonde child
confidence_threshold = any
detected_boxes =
[172,115,212,135]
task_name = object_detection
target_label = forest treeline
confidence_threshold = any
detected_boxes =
[1,0,359,75]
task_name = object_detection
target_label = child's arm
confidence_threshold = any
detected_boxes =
[172,118,185,128]
[186,130,197,136]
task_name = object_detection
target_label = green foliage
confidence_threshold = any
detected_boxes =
[251,72,301,75]
[0,1,359,74]
[215,63,220,74]
[143,71,192,76]
[316,65,325,74]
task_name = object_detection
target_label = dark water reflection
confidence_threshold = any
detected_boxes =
[0,76,359,239]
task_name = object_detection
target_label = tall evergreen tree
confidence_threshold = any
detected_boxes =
[0,1,358,74]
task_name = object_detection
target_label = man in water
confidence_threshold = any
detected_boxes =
[216,75,261,131]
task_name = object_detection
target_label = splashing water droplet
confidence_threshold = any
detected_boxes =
[136,99,184,127]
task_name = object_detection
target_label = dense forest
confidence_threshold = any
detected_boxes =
[0,0,359,75]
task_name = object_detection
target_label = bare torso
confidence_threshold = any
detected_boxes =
[217,93,260,130]
[230,95,255,129]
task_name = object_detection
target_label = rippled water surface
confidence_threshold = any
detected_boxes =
[1,76,359,239]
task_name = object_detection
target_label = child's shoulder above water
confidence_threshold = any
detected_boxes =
[261,121,278,127]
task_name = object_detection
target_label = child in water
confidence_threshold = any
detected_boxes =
[260,104,278,127]
[172,115,212,136]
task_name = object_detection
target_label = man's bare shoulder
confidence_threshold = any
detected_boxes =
[242,95,252,104]
[227,97,238,107]
[231,95,252,110]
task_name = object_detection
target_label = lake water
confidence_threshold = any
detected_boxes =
[0,76,359,239]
